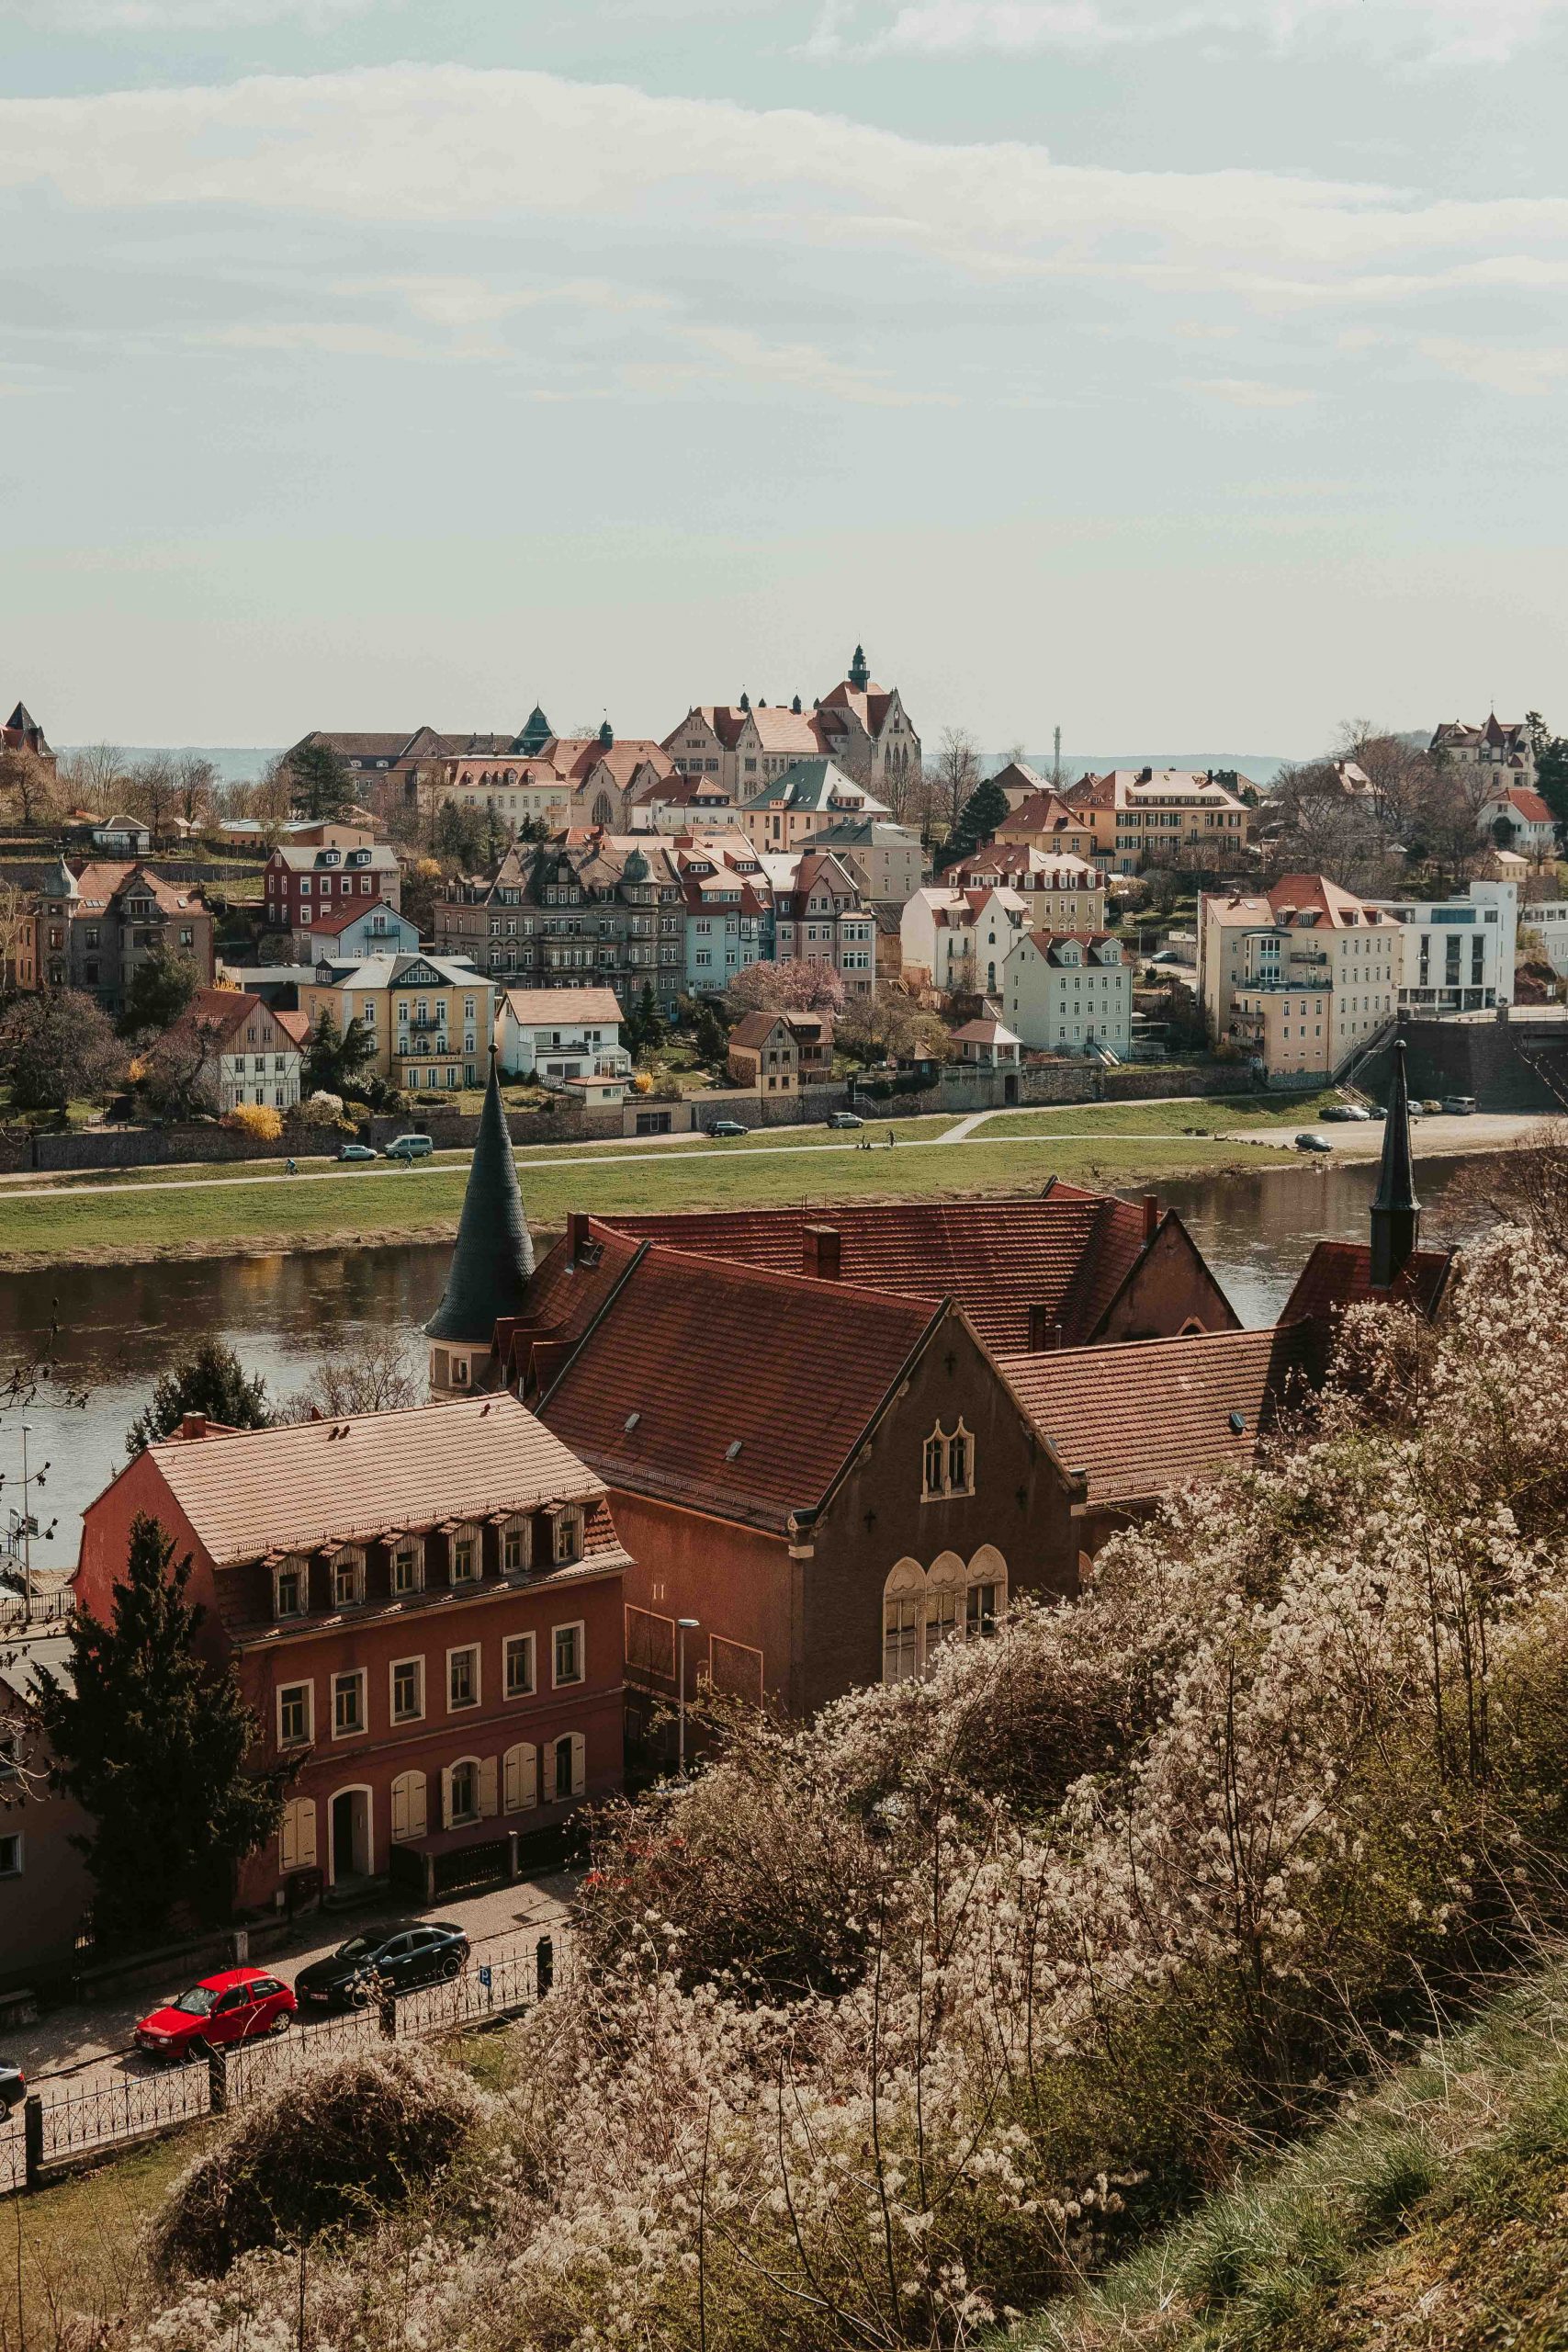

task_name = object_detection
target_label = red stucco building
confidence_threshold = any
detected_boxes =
[75,1396,626,1909]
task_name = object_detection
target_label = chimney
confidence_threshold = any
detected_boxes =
[180,1413,207,1441]
[566,1211,589,1266]
[1142,1193,1160,1244]
[803,1224,841,1280]
[1027,1306,1064,1351]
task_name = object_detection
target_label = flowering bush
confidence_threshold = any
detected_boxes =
[133,1230,1568,2352]
[220,1102,283,1141]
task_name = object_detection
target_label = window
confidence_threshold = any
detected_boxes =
[274,1560,306,1618]
[448,1758,479,1824]
[966,1583,999,1638]
[448,1645,479,1710]
[504,1633,536,1698]
[332,1670,366,1736]
[502,1517,531,1576]
[553,1622,583,1686]
[277,1681,312,1747]
[390,1657,423,1724]
[503,1741,537,1812]
[551,1733,585,1802]
[883,1562,924,1683]
[922,1420,974,1498]
[553,1510,581,1566]
[333,1550,364,1609]
[450,1530,479,1585]
[391,1541,423,1595]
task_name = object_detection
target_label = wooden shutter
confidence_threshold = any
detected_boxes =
[391,1771,427,1843]
[280,1798,316,1873]
[570,1733,586,1800]
[503,1744,536,1815]
[439,1764,454,1830]
[391,1775,409,1843]
[479,1756,499,1818]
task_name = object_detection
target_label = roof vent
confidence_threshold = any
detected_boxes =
[624,1411,641,1431]
[726,1439,743,1460]
[1228,1410,1246,1434]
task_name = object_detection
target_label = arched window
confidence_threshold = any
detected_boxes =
[550,1733,585,1803]
[278,1796,316,1872]
[922,1433,946,1496]
[925,1552,966,1659]
[922,1420,975,1499]
[882,1559,926,1683]
[965,1544,1008,1638]
[592,790,615,827]
[442,1756,496,1826]
[947,1424,973,1496]
[390,1770,427,1842]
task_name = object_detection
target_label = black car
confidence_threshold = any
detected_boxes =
[0,2062,23,2120]
[292,1923,470,2009]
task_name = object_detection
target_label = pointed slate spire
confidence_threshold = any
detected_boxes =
[513,705,552,756]
[424,1047,534,1346]
[1370,1038,1420,1291]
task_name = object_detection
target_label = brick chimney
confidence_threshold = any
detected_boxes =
[1027,1306,1064,1351]
[803,1225,841,1280]
[180,1413,207,1441]
[566,1211,590,1266]
[1142,1193,1160,1244]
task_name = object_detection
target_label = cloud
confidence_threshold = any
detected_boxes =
[810,0,1568,63]
[1419,336,1568,394]
[1181,376,1316,407]
[31,0,379,24]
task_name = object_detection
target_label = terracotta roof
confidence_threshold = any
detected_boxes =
[274,1007,310,1046]
[539,1244,938,1532]
[301,896,405,936]
[999,1322,1323,1507]
[950,1018,1021,1045]
[145,1393,599,1566]
[495,1223,645,1388]
[1499,788,1553,825]
[70,861,206,916]
[1278,1239,1452,1327]
[728,1010,788,1049]
[502,987,624,1027]
[595,1195,1161,1354]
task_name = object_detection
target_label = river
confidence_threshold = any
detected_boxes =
[0,1155,1485,1574]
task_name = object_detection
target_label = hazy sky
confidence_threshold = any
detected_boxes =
[2,0,1564,753]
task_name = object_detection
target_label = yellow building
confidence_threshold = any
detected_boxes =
[299,951,496,1095]
[1064,769,1253,876]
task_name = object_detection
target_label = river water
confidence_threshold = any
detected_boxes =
[0,1155,1483,1575]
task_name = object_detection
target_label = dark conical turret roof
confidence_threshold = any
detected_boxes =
[1370,1037,1420,1289]
[848,643,870,690]
[424,1051,534,1343]
[512,705,553,757]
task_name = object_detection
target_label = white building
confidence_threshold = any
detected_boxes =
[1370,878,1517,1014]
[1003,930,1132,1057]
[1476,785,1556,858]
[497,986,631,1083]
[901,885,1029,996]
[1431,714,1537,791]
[164,988,305,1114]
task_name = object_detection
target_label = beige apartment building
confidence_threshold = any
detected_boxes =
[299,951,497,1095]
[1065,770,1253,876]
[1201,875,1401,1082]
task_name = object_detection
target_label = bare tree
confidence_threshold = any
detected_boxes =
[1437,1123,1568,1258]
[121,754,176,843]
[0,747,58,831]
[1267,761,1384,889]
[924,728,982,841]
[175,754,219,833]
[0,880,33,989]
[281,1333,425,1421]
[58,743,124,812]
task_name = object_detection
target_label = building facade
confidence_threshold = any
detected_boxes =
[763,849,875,1000]
[160,988,305,1114]
[296,899,421,964]
[434,836,685,1018]
[733,759,891,855]
[34,860,215,1012]
[1003,930,1133,1057]
[497,986,629,1082]
[1063,769,1253,877]
[1200,875,1404,1078]
[299,953,495,1093]
[1431,714,1537,791]
[265,842,401,933]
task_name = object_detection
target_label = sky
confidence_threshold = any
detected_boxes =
[1,1,1565,756]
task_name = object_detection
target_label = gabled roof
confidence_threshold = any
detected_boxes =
[538,1244,939,1532]
[728,1010,789,1049]
[1278,1240,1452,1327]
[950,1017,1021,1046]
[502,986,624,1027]
[176,988,300,1049]
[594,1195,1170,1354]
[1495,787,1553,824]
[301,895,408,935]
[141,1392,601,1566]
[70,861,206,916]
[494,1223,645,1392]
[738,758,887,816]
[999,1322,1322,1508]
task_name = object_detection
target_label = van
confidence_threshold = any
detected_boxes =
[385,1132,435,1159]
[1439,1096,1477,1116]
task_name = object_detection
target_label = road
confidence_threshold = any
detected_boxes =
[1220,1110,1559,1160]
[5,1866,575,2104]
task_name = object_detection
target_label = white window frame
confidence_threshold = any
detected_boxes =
[331,1668,367,1739]
[446,1643,480,1712]
[449,1524,481,1586]
[273,1557,307,1619]
[389,1655,424,1724]
[552,1508,582,1566]
[504,1632,536,1700]
[552,1621,585,1688]
[331,1548,366,1610]
[276,1679,314,1747]
[390,1539,424,1596]
[502,1515,532,1577]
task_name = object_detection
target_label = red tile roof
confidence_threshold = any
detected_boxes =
[303,895,401,935]
[494,1225,645,1390]
[538,1243,938,1532]
[595,1196,1162,1354]
[1501,787,1553,825]
[1278,1238,1452,1327]
[999,1322,1322,1506]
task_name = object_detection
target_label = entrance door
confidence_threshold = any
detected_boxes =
[331,1789,369,1882]
[1003,1072,1019,1105]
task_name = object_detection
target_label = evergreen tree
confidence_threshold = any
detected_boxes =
[120,944,201,1038]
[301,1006,378,1098]
[694,1001,728,1065]
[37,1514,283,1945]
[1534,731,1568,843]
[128,1340,272,1455]
[634,983,663,1053]
[938,776,1012,870]
[288,741,354,821]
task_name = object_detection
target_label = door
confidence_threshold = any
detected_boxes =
[376,1933,414,1988]
[1003,1072,1019,1104]
[209,1985,254,2046]
[331,1790,370,1881]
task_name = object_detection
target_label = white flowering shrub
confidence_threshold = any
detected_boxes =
[133,1230,1568,2351]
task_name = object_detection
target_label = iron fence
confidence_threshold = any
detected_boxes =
[11,1930,559,2195]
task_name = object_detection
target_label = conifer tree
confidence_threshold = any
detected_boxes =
[37,1514,283,1944]
[127,1340,272,1455]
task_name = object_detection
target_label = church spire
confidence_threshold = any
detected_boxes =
[1370,1037,1420,1291]
[848,642,870,691]
[425,1047,534,1385]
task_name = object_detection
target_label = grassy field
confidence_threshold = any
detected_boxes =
[992,1089,1346,1138]
[0,1121,1296,1268]
[1012,1952,1568,2352]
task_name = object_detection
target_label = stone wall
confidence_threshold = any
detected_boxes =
[1356,1011,1568,1114]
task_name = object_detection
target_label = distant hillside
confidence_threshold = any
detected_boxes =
[58,746,280,788]
[989,751,1296,787]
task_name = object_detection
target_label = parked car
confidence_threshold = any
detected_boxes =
[1320,1105,1356,1123]
[1440,1096,1477,1115]
[0,2061,24,2120]
[825,1111,863,1129]
[1295,1132,1332,1154]
[702,1118,748,1139]
[134,1968,296,2063]
[1422,1100,1444,1114]
[337,1142,378,1162]
[385,1133,435,1159]
[292,1922,470,2010]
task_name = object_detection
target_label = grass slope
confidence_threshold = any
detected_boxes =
[0,1125,1296,1268]
[1014,1952,1568,2352]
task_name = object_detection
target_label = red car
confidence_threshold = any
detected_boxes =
[134,1967,296,2063]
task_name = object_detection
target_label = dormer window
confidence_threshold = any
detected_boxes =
[274,1558,307,1619]
[321,851,341,867]
[552,1508,582,1566]
[502,1515,532,1577]
[922,1421,975,1500]
[450,1525,481,1586]
[391,1540,423,1596]
[332,1549,365,1610]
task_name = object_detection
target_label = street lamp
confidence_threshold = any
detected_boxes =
[676,1617,701,1778]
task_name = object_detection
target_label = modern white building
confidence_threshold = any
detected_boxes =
[1003,930,1132,1057]
[1370,879,1517,1014]
[497,986,631,1083]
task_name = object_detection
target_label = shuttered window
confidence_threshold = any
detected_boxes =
[279,1797,316,1872]
[390,1770,427,1842]
[502,1743,537,1813]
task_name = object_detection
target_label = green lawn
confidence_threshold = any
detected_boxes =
[991,1089,1346,1139]
[0,1125,1295,1266]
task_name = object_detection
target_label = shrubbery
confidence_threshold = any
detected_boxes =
[221,1102,283,1141]
[135,1228,1568,2352]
